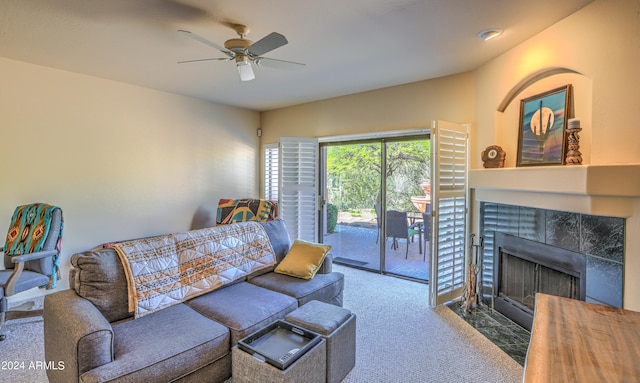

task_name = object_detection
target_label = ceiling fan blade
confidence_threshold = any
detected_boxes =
[177,30,234,58]
[255,57,306,70]
[177,58,230,64]
[247,32,288,56]
[237,62,255,81]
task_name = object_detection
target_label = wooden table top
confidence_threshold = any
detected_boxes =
[524,293,640,382]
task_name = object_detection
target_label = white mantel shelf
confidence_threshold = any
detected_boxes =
[469,164,640,217]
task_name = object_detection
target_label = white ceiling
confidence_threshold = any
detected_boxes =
[0,0,593,111]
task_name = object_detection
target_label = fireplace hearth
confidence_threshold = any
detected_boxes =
[493,232,586,330]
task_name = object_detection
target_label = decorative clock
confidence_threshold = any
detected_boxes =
[481,145,506,168]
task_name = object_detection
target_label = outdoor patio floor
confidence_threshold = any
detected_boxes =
[323,222,430,281]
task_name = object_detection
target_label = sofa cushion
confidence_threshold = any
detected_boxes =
[258,219,291,263]
[71,248,131,323]
[249,271,345,307]
[274,239,331,280]
[185,281,298,345]
[79,303,230,383]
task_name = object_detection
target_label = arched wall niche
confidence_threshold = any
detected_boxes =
[498,67,583,112]
[495,66,592,167]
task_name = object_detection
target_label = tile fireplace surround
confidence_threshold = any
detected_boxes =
[479,202,624,308]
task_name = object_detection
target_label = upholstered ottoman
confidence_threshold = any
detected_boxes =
[285,300,356,383]
[232,340,326,383]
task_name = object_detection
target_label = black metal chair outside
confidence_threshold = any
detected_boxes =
[385,210,421,258]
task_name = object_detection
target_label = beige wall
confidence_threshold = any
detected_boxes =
[260,72,475,144]
[0,57,260,298]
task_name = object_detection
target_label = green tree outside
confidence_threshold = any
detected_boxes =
[326,139,430,213]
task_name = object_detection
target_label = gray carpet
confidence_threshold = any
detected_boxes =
[0,296,48,383]
[0,265,523,382]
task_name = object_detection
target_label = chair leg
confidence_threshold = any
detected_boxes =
[390,237,398,250]
[0,312,5,341]
[0,297,6,341]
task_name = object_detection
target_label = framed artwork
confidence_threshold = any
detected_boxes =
[517,85,572,166]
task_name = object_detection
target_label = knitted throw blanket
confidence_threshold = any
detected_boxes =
[217,198,278,224]
[109,222,276,318]
[4,203,63,289]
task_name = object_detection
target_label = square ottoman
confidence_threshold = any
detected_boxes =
[285,300,356,383]
[232,339,326,383]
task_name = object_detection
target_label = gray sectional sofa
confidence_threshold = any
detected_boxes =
[43,220,344,383]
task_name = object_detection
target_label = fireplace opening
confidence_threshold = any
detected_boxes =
[493,232,586,330]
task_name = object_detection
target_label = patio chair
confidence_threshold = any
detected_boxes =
[385,210,421,258]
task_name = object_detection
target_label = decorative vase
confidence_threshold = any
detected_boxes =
[565,118,582,165]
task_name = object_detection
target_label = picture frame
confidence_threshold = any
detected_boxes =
[516,85,572,166]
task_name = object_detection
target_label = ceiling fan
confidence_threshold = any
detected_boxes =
[177,24,305,81]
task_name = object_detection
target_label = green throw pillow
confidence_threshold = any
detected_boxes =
[274,239,331,280]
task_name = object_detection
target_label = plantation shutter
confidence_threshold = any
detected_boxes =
[429,120,470,306]
[279,137,319,242]
[263,144,279,201]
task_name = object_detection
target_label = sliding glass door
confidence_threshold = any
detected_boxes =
[321,137,430,281]
[383,140,431,280]
[321,141,382,272]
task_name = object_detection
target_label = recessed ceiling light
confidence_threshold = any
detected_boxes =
[477,29,503,41]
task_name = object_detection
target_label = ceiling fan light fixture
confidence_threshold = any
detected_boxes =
[236,61,255,81]
[477,28,503,41]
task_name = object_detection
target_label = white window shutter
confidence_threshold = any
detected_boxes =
[279,137,319,242]
[430,120,470,306]
[263,144,279,201]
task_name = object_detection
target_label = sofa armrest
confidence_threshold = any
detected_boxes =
[44,290,114,383]
[317,253,333,274]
